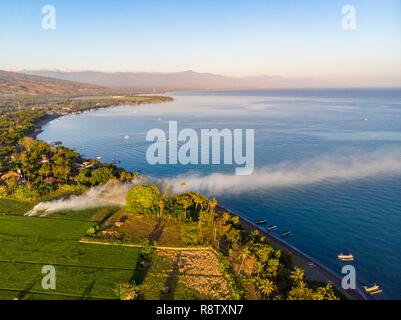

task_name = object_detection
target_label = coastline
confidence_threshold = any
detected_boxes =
[29,113,61,139]
[216,205,368,300]
[31,101,367,301]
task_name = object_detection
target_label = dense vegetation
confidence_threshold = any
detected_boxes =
[118,184,339,300]
[0,96,172,202]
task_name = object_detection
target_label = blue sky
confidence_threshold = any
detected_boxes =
[0,0,400,86]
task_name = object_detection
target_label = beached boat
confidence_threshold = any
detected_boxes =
[255,219,267,225]
[337,253,354,261]
[266,225,278,231]
[363,284,382,295]
[282,231,291,237]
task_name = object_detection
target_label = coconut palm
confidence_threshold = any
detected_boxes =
[290,267,305,283]
[158,197,165,220]
[258,279,275,299]
[238,247,250,274]
[208,197,218,213]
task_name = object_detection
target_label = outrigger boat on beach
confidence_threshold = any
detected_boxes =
[266,225,278,231]
[281,231,291,237]
[337,253,354,261]
[255,219,267,225]
[363,284,382,295]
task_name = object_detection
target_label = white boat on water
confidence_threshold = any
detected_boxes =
[337,253,354,261]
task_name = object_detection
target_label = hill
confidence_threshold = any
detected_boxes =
[24,70,333,90]
[0,70,109,96]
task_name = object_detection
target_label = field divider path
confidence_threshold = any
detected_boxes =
[79,239,214,251]
[0,287,115,300]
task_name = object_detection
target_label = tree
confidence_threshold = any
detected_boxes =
[125,184,161,216]
[38,163,51,183]
[290,267,305,284]
[208,197,218,213]
[258,279,276,299]
[238,246,250,274]
[158,197,166,220]
[119,170,133,182]
[114,282,141,300]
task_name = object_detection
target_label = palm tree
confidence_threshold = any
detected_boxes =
[193,194,203,212]
[208,198,218,213]
[290,267,305,284]
[158,197,165,220]
[238,247,250,274]
[258,279,275,299]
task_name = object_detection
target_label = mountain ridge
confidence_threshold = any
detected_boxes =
[22,70,333,90]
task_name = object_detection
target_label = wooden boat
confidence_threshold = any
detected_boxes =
[363,284,382,295]
[281,231,291,237]
[337,253,354,261]
[255,219,267,225]
[266,225,278,231]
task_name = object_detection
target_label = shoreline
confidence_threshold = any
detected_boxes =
[31,102,368,301]
[30,113,61,139]
[216,205,368,300]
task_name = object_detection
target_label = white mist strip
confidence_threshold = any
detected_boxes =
[25,180,139,217]
[167,149,401,195]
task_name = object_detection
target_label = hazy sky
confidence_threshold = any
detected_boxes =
[0,0,400,86]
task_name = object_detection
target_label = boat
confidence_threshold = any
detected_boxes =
[255,219,267,225]
[124,135,130,140]
[96,156,102,160]
[337,253,354,261]
[363,284,382,295]
[281,231,291,237]
[266,225,278,231]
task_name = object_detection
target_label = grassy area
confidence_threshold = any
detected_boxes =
[49,206,120,222]
[0,214,142,299]
[100,211,188,247]
[0,201,227,300]
[0,199,33,216]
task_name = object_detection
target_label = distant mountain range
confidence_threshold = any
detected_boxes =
[23,70,333,90]
[0,70,107,96]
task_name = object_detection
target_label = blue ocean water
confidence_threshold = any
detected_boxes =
[39,89,401,299]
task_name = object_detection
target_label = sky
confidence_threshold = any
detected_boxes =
[0,0,400,86]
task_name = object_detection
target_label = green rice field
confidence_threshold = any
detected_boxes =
[0,199,206,300]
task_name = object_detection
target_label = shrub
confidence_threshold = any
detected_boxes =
[114,282,141,300]
[140,239,156,260]
[86,227,96,237]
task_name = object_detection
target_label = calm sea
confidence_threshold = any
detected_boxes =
[39,89,401,299]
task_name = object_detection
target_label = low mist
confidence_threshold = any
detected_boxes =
[167,148,401,195]
[25,179,139,217]
[26,148,401,216]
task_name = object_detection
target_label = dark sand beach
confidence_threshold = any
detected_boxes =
[217,205,368,300]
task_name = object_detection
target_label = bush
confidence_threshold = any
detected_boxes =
[0,186,8,198]
[13,184,40,202]
[114,282,141,300]
[140,239,156,260]
[86,227,96,237]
